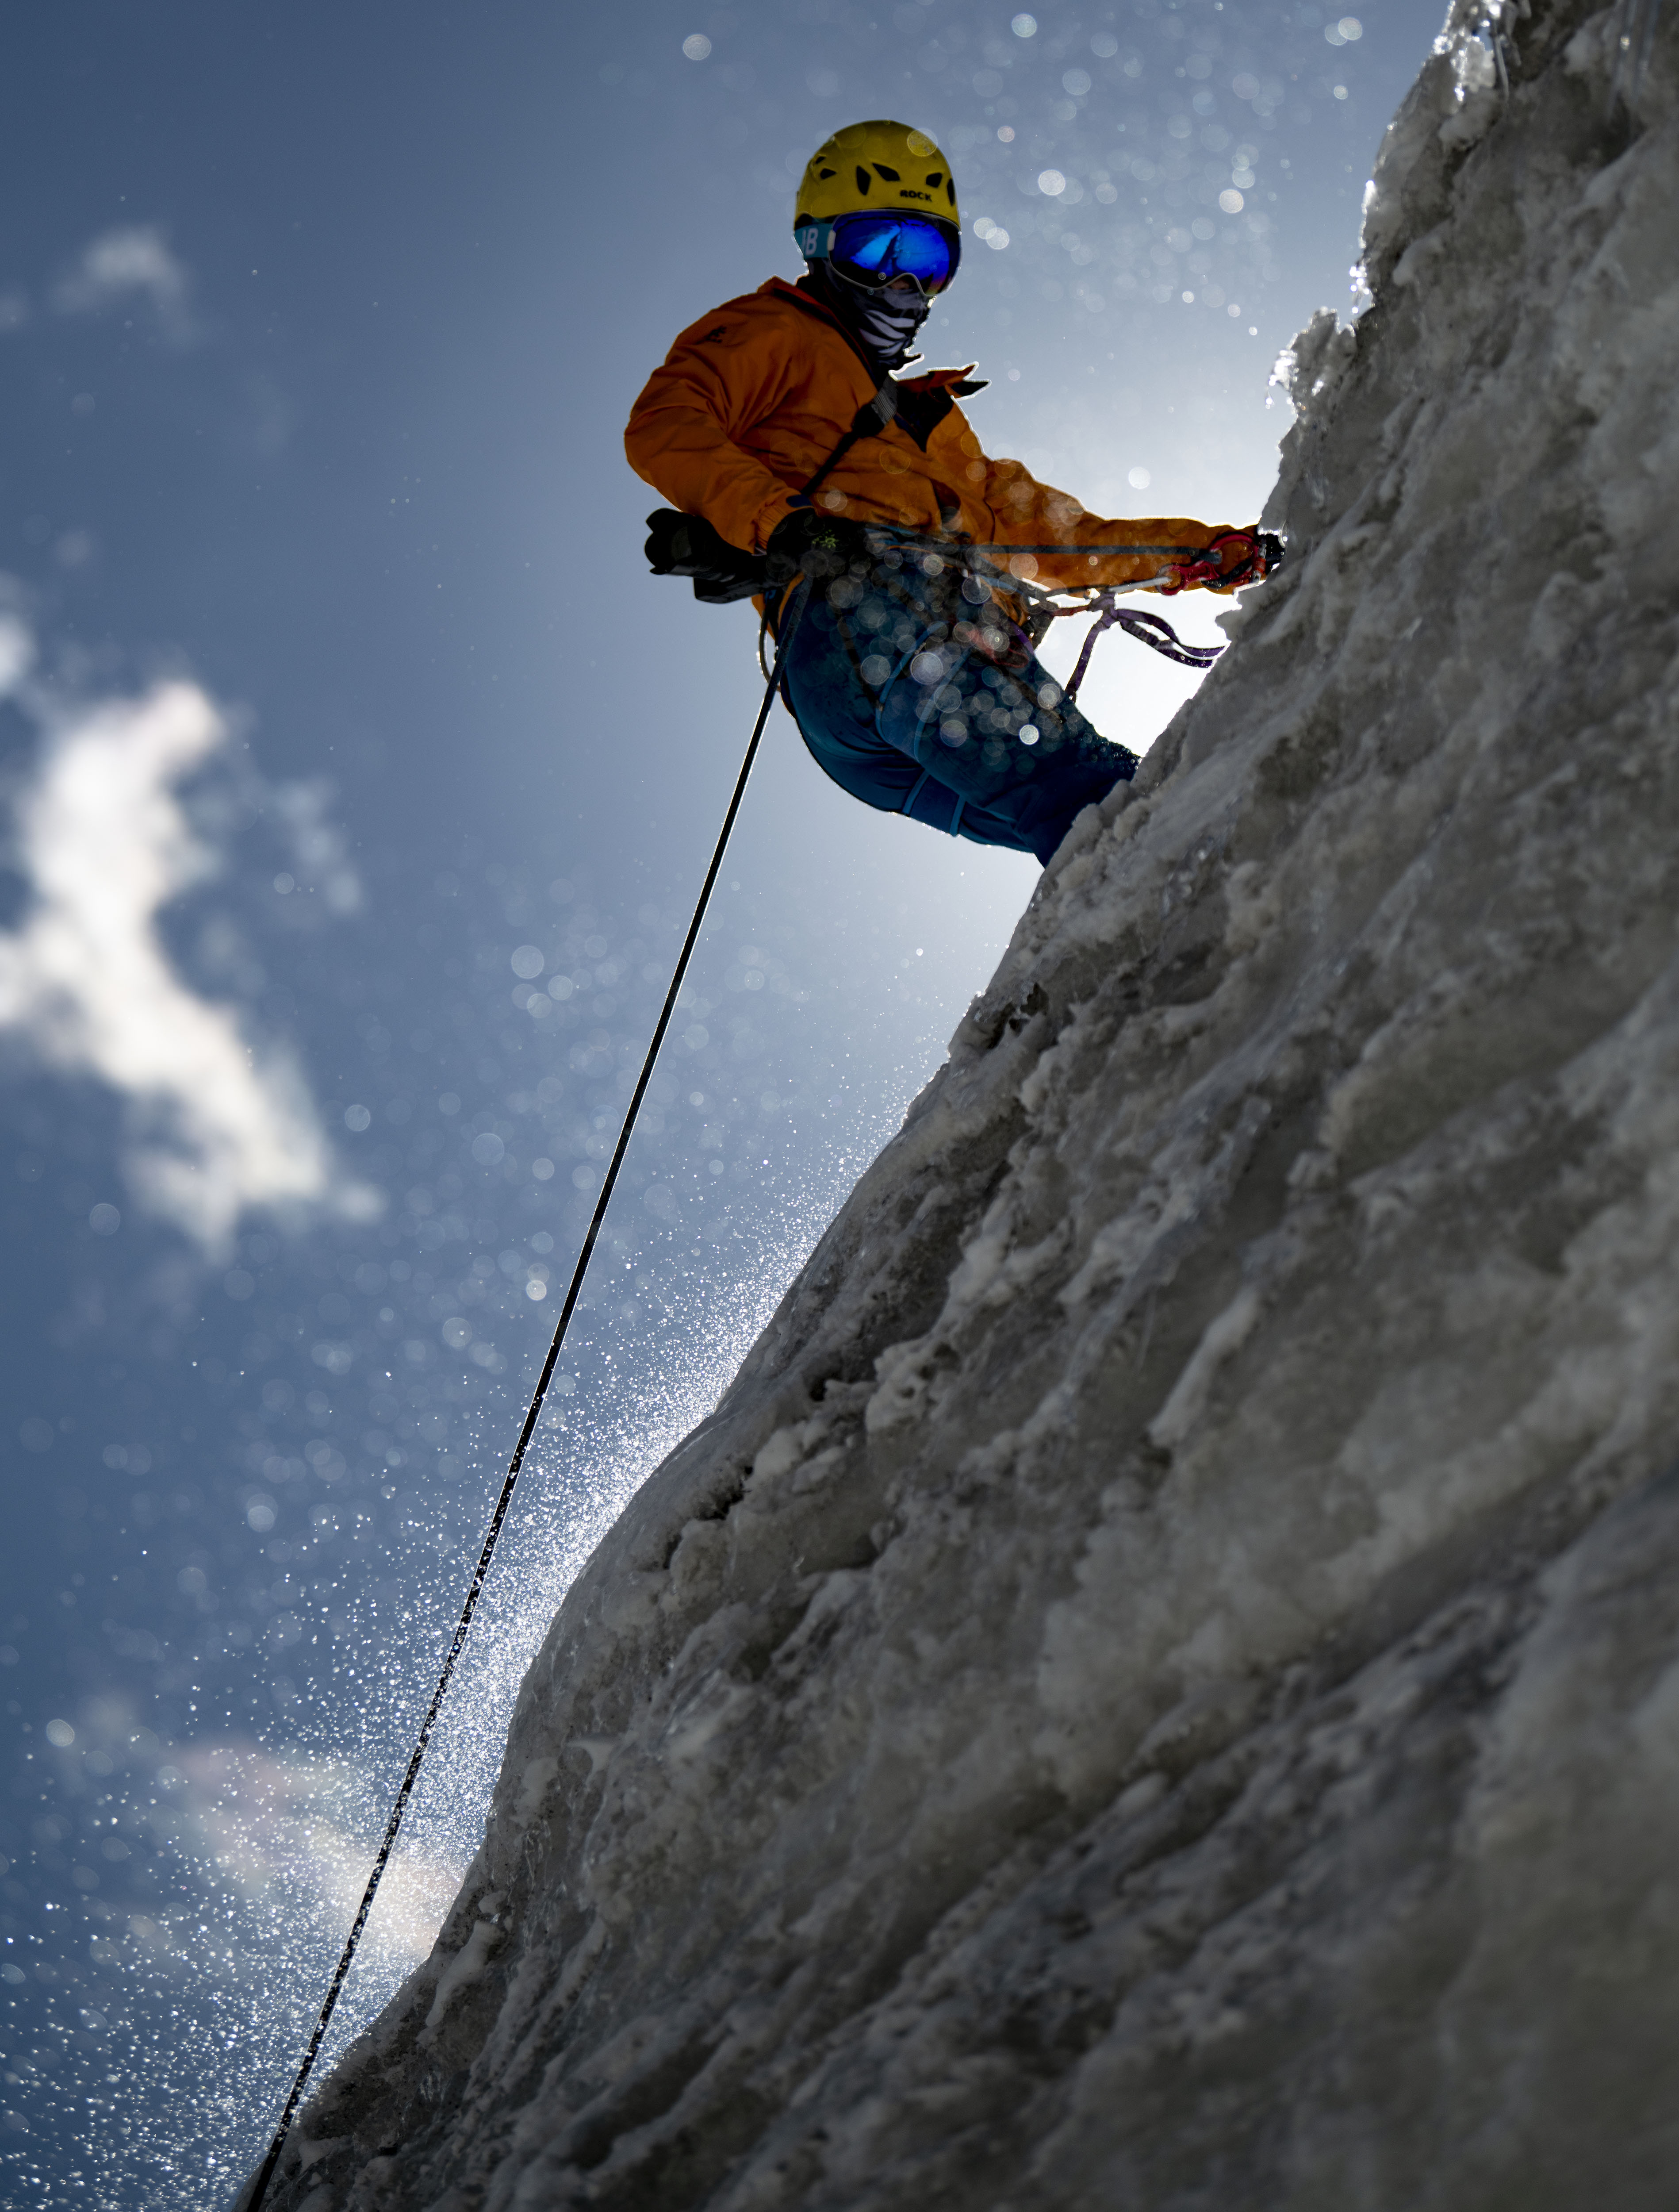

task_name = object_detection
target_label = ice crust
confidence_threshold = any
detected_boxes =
[248,3,1679,2204]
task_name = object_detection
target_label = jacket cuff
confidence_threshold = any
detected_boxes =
[752,490,801,553]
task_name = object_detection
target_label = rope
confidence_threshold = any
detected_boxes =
[870,525,1278,597]
[242,579,814,2212]
[881,536,1215,558]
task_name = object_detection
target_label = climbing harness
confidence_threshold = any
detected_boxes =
[242,581,815,2212]
[850,525,1281,693]
[748,522,1278,689]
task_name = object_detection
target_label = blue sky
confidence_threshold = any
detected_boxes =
[0,0,1441,2199]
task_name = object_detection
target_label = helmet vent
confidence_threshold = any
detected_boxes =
[855,165,872,194]
[926,172,943,188]
[817,166,837,179]
[872,162,901,180]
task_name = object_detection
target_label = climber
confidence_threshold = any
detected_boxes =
[627,119,1271,866]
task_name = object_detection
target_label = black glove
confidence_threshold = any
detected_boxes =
[1255,530,1286,579]
[644,509,767,605]
[765,508,870,588]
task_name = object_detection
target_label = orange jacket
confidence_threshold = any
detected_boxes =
[625,276,1239,593]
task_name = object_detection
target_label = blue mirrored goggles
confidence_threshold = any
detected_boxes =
[795,211,962,294]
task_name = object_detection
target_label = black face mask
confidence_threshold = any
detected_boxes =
[807,261,933,372]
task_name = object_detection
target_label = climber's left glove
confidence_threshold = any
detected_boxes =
[765,508,871,588]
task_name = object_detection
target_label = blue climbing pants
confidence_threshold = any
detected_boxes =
[778,554,1138,866]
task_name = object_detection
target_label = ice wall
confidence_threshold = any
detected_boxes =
[248,2,1679,2203]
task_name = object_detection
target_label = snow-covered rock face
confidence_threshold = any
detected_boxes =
[251,5,1679,2205]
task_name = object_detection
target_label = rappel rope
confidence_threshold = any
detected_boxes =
[871,524,1277,593]
[243,580,815,2212]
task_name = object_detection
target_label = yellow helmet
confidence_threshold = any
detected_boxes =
[794,119,960,231]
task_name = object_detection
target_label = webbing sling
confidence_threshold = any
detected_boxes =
[797,379,897,503]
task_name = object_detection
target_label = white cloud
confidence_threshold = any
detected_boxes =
[0,608,33,694]
[0,643,377,1255]
[54,223,193,335]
